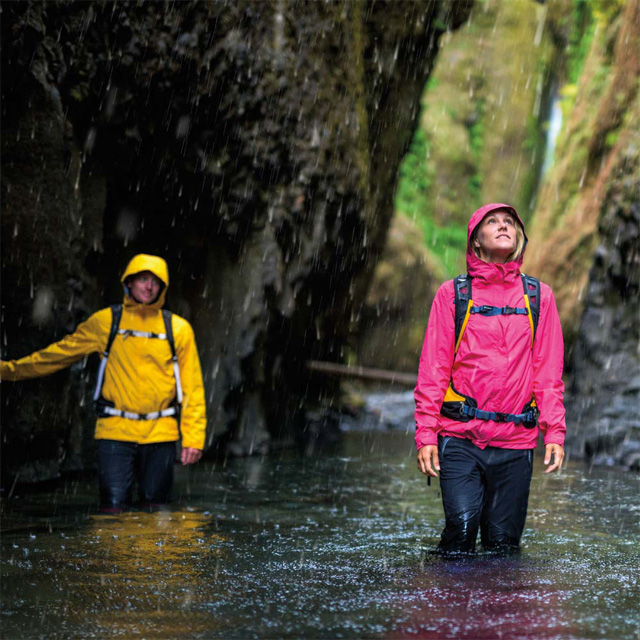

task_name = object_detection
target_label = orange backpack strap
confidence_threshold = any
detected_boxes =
[521,274,540,348]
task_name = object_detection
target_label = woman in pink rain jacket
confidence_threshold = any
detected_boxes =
[415,203,565,553]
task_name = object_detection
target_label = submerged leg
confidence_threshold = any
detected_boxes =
[97,439,137,512]
[437,436,485,553]
[136,441,176,508]
[480,447,533,552]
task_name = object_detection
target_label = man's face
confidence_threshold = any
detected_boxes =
[128,271,162,304]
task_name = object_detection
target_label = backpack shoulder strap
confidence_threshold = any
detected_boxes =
[93,304,122,403]
[161,309,176,357]
[521,274,541,345]
[105,304,123,355]
[161,310,183,407]
[453,275,473,354]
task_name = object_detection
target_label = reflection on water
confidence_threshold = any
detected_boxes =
[2,429,639,639]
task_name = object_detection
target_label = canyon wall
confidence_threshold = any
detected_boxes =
[526,0,639,468]
[0,1,473,481]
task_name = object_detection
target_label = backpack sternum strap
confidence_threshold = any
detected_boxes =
[118,329,167,340]
[470,305,529,316]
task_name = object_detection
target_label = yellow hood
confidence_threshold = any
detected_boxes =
[121,254,169,309]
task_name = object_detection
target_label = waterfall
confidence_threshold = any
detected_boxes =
[541,92,563,176]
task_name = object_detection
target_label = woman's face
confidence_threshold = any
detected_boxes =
[473,211,518,263]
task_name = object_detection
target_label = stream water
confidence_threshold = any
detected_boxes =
[1,401,639,639]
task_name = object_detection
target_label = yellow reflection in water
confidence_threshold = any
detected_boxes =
[78,510,225,636]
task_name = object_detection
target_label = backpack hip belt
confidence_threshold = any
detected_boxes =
[96,404,179,421]
[93,305,183,422]
[439,274,541,429]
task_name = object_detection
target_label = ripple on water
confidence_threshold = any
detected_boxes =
[1,429,639,639]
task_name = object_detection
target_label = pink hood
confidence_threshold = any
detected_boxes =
[414,204,566,451]
[466,202,527,283]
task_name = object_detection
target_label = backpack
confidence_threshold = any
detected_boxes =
[93,305,183,422]
[440,274,541,427]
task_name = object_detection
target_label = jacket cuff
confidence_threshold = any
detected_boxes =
[0,361,17,380]
[181,434,205,450]
[543,434,565,447]
[415,425,439,451]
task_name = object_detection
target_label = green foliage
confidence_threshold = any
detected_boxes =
[394,0,561,279]
[426,76,440,92]
[466,100,484,205]
[417,216,468,277]
[604,130,619,148]
[552,0,627,225]
[563,0,622,94]
[566,0,594,86]
[395,127,432,223]
[395,127,466,277]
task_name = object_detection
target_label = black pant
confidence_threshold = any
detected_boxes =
[437,436,533,553]
[97,440,176,512]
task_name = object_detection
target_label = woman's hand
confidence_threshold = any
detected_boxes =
[417,445,440,477]
[544,443,564,473]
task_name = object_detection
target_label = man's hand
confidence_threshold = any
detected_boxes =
[181,447,203,465]
[417,445,440,477]
[544,443,564,473]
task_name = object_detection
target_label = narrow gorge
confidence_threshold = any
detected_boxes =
[2,0,638,482]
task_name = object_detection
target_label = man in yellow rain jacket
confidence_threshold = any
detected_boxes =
[1,254,206,512]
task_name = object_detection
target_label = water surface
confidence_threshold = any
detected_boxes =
[2,429,639,639]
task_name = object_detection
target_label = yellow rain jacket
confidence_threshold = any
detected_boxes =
[0,255,206,450]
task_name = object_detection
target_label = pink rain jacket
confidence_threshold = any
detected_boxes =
[414,203,566,451]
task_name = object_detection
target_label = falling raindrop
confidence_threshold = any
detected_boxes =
[115,208,140,246]
[175,115,191,138]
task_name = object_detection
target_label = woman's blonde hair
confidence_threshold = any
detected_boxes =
[470,210,526,262]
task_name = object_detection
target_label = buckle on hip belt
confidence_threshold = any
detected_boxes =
[494,412,507,422]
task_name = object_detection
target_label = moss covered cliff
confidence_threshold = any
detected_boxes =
[362,0,557,372]
[525,0,638,343]
[525,0,639,468]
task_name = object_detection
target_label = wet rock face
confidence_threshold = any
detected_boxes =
[1,4,104,482]
[523,0,639,471]
[1,1,472,480]
[357,214,441,374]
[569,146,640,470]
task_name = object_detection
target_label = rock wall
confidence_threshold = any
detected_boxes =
[570,142,639,469]
[356,214,443,373]
[0,1,472,481]
[525,0,640,468]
